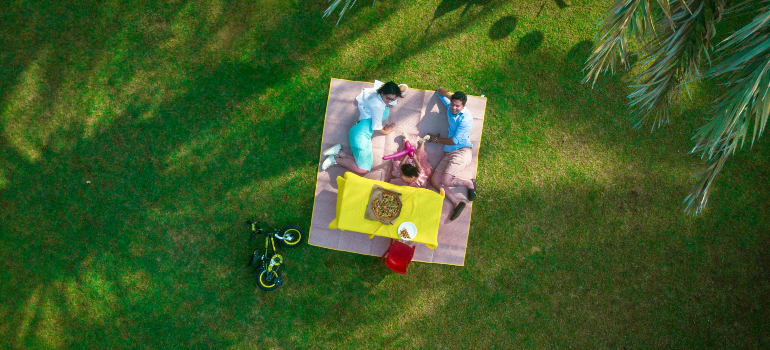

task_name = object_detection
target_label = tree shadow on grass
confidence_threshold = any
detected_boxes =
[366,0,503,80]
[0,0,399,347]
[0,0,130,109]
[563,40,594,77]
[517,31,545,55]
[476,38,685,175]
[0,62,268,347]
[554,0,569,9]
[433,0,495,20]
[489,15,518,40]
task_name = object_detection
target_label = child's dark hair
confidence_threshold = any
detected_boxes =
[451,91,468,106]
[376,81,403,98]
[401,163,420,178]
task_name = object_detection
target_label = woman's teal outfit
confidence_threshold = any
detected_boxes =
[349,82,391,171]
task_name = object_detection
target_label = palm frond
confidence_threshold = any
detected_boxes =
[628,0,725,129]
[684,146,728,215]
[587,0,770,214]
[707,5,770,76]
[686,2,770,214]
[694,3,770,155]
[323,0,359,26]
[583,0,661,86]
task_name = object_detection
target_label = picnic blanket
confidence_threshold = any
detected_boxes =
[309,78,486,266]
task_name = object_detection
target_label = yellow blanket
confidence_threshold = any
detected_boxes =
[329,172,445,249]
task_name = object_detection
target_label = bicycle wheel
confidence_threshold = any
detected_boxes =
[279,225,304,247]
[256,267,282,291]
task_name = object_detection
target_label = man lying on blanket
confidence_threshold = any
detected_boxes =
[426,87,478,222]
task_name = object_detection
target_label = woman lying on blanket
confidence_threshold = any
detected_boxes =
[321,80,408,174]
[389,133,433,188]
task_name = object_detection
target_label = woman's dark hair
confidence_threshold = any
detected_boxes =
[401,163,420,178]
[376,81,403,98]
[451,91,468,106]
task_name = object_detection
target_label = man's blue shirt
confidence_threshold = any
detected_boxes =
[437,89,473,152]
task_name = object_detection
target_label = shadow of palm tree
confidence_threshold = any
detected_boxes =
[489,15,518,40]
[433,0,496,20]
[0,0,131,107]
[517,31,545,55]
[562,39,594,80]
[368,0,501,79]
[0,0,405,347]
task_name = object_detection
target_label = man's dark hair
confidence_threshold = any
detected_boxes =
[376,81,403,98]
[451,91,468,106]
[401,163,420,178]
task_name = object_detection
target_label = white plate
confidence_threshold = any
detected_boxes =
[397,222,417,241]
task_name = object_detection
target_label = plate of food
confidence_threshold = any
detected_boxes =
[397,222,417,241]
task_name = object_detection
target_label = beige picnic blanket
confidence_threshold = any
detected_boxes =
[309,78,486,266]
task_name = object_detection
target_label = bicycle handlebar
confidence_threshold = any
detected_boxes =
[247,220,272,242]
[246,221,270,229]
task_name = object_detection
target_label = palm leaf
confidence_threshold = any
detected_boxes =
[323,0,359,26]
[585,0,770,214]
[683,147,727,214]
[628,0,724,129]
[686,2,770,214]
[323,0,391,26]
[583,0,658,87]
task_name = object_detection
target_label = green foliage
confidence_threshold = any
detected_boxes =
[585,0,770,214]
[324,0,362,26]
[2,0,769,348]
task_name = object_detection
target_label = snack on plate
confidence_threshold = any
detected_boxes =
[372,191,400,220]
[398,228,410,239]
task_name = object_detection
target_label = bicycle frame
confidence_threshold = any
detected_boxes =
[249,221,291,243]
[260,231,282,273]
[248,221,283,288]
[247,220,304,291]
[249,222,282,265]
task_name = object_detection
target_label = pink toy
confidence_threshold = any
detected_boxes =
[383,134,430,160]
[383,140,416,160]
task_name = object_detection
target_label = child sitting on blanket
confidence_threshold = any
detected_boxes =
[389,133,433,188]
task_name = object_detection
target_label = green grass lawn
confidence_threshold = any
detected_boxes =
[2,0,769,348]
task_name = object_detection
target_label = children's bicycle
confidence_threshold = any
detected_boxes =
[246,221,304,291]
